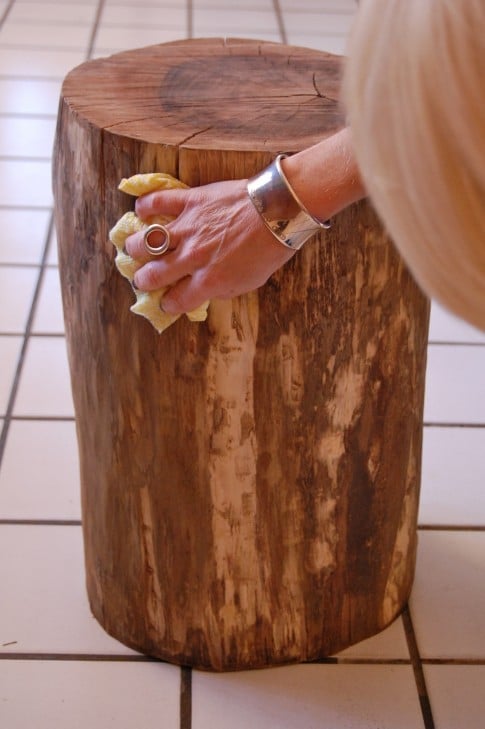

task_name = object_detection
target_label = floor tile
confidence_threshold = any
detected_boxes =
[193,0,275,8]
[280,11,355,35]
[89,48,124,59]
[192,664,424,729]
[424,345,485,425]
[100,5,186,27]
[0,336,22,416]
[0,160,52,207]
[13,336,74,417]
[424,665,485,729]
[0,48,85,78]
[8,2,98,23]
[429,301,485,344]
[193,9,279,33]
[94,26,186,52]
[335,616,409,660]
[0,660,180,729]
[420,426,485,526]
[0,266,38,334]
[14,0,98,3]
[0,117,56,158]
[32,267,65,334]
[0,420,80,520]
[179,30,282,43]
[410,531,485,659]
[0,524,135,654]
[285,33,349,55]
[0,21,91,49]
[102,0,185,4]
[0,78,61,115]
[0,209,51,265]
[280,0,356,10]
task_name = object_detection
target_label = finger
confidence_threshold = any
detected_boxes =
[135,188,189,220]
[134,258,176,291]
[161,272,212,315]
[124,230,155,264]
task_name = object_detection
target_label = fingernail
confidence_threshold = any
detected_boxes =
[161,297,175,314]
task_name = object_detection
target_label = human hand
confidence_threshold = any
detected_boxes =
[124,179,295,315]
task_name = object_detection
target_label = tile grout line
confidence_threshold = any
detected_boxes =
[0,112,57,120]
[0,156,52,162]
[0,332,65,338]
[85,0,106,60]
[0,519,81,526]
[5,519,482,532]
[0,0,15,30]
[401,604,436,729]
[0,74,66,82]
[0,44,89,52]
[7,415,75,421]
[187,0,192,39]
[0,24,188,35]
[428,340,485,347]
[422,658,485,666]
[272,0,287,44]
[0,204,53,211]
[0,653,160,662]
[1,20,93,29]
[423,421,485,429]
[418,524,485,532]
[1,646,483,666]
[0,263,42,271]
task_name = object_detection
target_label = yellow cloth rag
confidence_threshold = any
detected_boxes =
[109,172,209,333]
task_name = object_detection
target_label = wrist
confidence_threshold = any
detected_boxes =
[280,127,366,222]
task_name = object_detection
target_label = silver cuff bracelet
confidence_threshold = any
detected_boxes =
[247,154,331,250]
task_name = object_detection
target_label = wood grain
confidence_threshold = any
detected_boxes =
[53,38,430,671]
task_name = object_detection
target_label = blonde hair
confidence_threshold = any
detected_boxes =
[343,0,485,330]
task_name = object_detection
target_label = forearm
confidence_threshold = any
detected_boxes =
[280,127,366,222]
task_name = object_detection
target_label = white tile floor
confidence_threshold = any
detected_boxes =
[0,2,484,728]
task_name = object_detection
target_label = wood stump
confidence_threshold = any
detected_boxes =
[53,38,430,671]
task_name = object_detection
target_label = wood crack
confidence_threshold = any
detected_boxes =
[178,125,214,146]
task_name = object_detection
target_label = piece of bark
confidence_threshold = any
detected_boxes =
[53,38,430,671]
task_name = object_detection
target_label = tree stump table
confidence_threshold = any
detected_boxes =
[53,38,430,671]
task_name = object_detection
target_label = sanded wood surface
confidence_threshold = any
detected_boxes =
[53,38,430,671]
